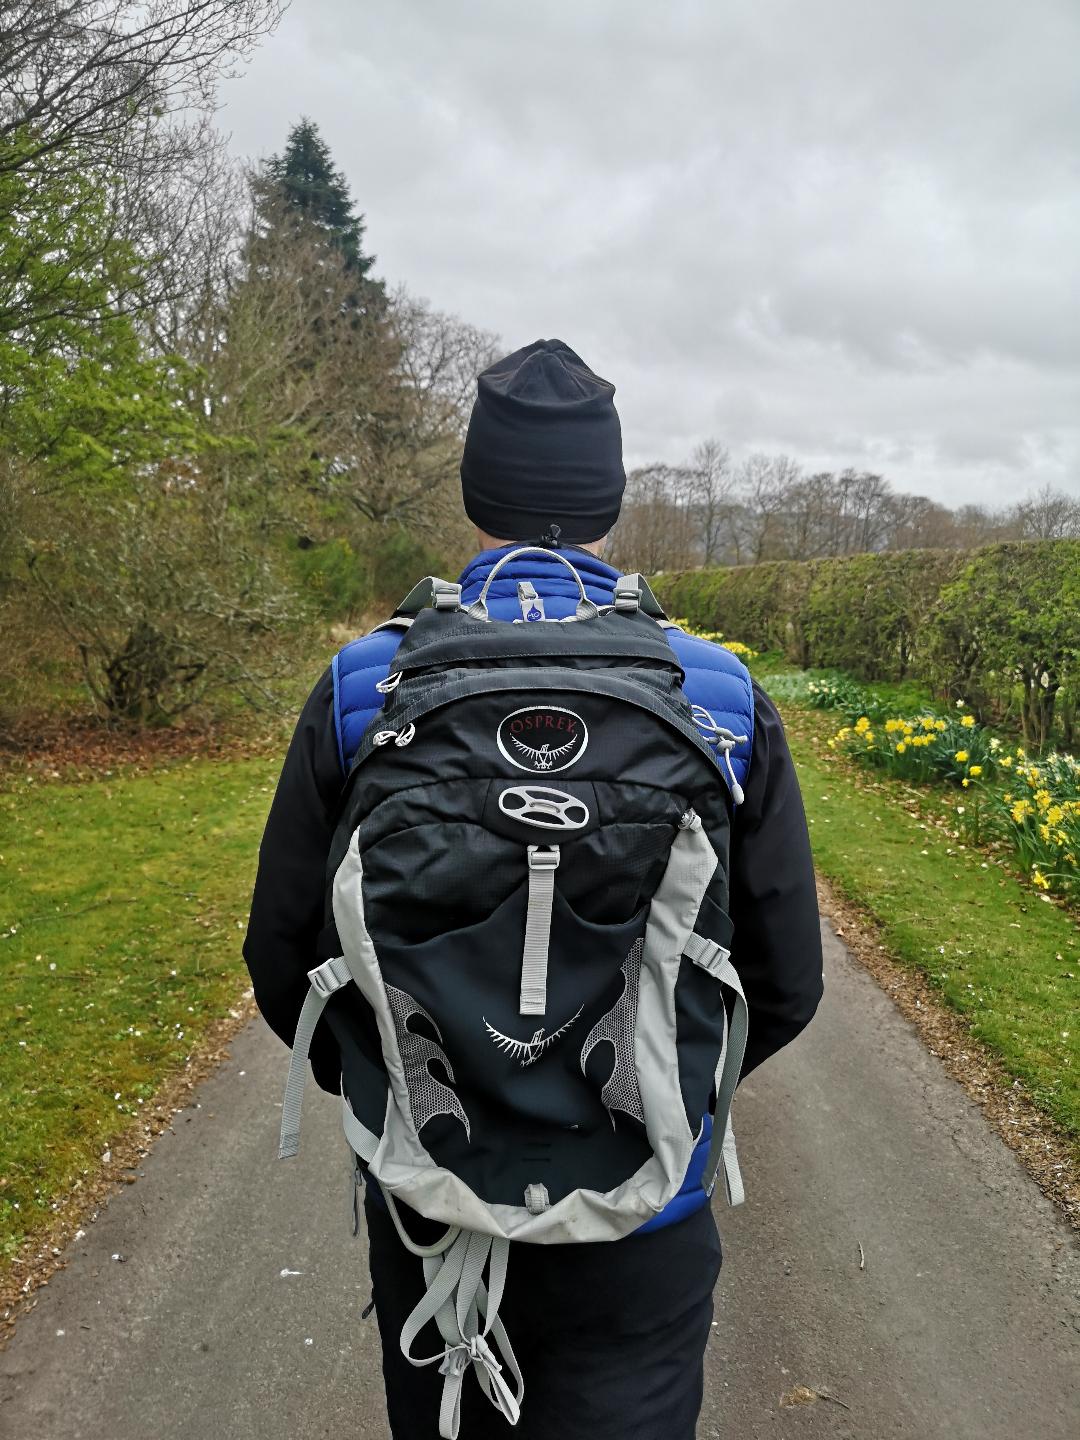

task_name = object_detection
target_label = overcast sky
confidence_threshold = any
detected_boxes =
[220,1,1080,507]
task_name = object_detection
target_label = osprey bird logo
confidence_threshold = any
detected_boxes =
[510,735,576,771]
[484,1006,584,1067]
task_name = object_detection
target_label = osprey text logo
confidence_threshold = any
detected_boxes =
[497,705,588,773]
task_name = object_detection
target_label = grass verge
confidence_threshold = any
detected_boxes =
[779,703,1079,1152]
[0,754,278,1277]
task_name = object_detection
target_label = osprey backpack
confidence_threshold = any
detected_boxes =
[277,548,749,1438]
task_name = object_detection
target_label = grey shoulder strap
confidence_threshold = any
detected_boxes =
[613,572,667,619]
[394,576,463,618]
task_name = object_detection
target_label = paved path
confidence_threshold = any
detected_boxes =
[2,921,1077,1440]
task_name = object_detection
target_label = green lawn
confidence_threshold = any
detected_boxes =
[0,756,278,1264]
[779,703,1080,1147]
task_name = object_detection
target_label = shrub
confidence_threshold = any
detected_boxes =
[656,541,1077,748]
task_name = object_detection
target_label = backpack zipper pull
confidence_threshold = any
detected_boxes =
[690,705,748,806]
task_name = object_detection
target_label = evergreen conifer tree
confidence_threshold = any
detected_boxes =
[264,118,384,306]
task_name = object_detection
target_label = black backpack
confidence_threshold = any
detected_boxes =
[278,549,748,1437]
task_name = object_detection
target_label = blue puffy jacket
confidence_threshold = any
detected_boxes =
[332,546,754,1233]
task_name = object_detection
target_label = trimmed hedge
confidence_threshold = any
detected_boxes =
[657,541,1080,748]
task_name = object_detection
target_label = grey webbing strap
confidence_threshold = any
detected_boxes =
[520,845,559,1015]
[394,576,463,618]
[278,956,351,1159]
[468,546,598,621]
[393,1205,523,1439]
[612,572,667,618]
[702,955,749,1205]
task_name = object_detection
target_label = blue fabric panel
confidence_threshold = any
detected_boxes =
[334,625,408,773]
[635,1117,712,1234]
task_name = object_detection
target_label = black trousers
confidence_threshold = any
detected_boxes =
[364,1191,722,1440]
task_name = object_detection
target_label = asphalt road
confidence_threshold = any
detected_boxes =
[2,920,1078,1440]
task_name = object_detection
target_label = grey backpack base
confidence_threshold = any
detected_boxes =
[276,551,749,1436]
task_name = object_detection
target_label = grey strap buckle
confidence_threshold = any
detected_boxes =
[612,572,667,619]
[393,575,463,618]
[524,1183,550,1214]
[308,955,351,1000]
[432,580,462,611]
[527,844,560,871]
[683,932,731,977]
[613,576,642,613]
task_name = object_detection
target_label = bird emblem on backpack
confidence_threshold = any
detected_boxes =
[510,734,577,771]
[484,1006,584,1066]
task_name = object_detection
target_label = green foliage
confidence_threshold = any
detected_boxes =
[0,130,198,488]
[658,541,1077,747]
[292,526,452,620]
[292,537,369,618]
[928,542,1080,748]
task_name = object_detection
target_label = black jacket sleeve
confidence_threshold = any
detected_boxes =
[243,667,345,1094]
[729,681,823,1076]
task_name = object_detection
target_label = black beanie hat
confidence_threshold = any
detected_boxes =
[460,338,626,545]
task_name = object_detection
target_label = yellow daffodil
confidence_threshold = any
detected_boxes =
[969,765,983,777]
[1032,869,1050,891]
[961,714,975,729]
[955,750,969,763]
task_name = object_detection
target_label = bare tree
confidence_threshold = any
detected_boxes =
[686,439,739,565]
[0,1,284,173]
[608,464,698,573]
[1010,483,1080,540]
[392,292,499,439]
[738,452,801,562]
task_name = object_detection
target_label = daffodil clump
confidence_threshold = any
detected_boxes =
[828,700,994,785]
[668,619,758,661]
[999,749,1080,896]
[830,702,1080,900]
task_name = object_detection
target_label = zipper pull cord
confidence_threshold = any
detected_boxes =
[690,705,748,806]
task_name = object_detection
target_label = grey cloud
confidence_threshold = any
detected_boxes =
[220,0,1080,507]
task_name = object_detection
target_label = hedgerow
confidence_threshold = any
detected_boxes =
[657,541,1080,748]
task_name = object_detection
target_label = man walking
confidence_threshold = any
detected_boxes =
[245,339,822,1438]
